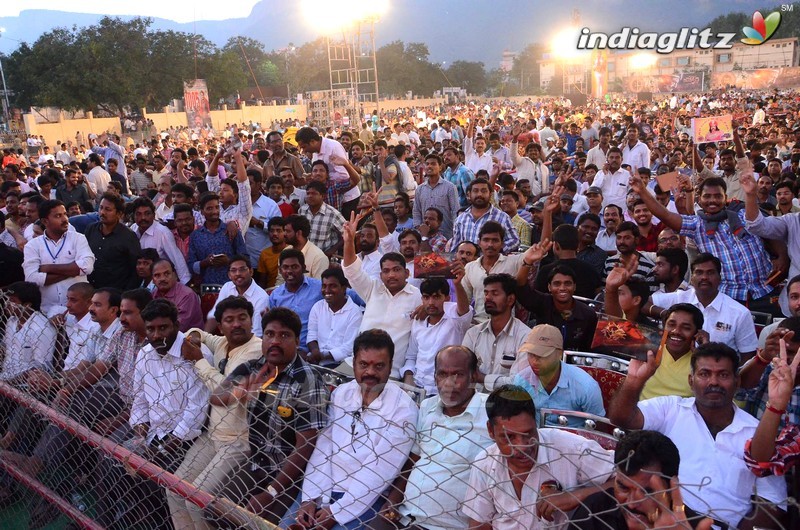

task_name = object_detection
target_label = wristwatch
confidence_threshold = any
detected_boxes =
[267,485,279,498]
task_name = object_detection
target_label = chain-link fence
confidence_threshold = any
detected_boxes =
[0,290,796,530]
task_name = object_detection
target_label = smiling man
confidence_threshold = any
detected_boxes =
[569,430,707,530]
[608,343,787,529]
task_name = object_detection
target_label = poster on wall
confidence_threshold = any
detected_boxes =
[184,79,212,129]
[710,67,800,89]
[625,72,704,93]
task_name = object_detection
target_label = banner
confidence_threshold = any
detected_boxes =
[710,67,800,90]
[692,114,734,144]
[591,49,609,99]
[183,79,212,129]
[624,72,704,93]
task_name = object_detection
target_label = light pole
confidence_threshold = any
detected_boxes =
[0,28,12,123]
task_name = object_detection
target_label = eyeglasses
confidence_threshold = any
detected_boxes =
[658,235,679,243]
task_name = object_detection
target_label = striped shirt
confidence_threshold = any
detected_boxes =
[412,178,460,240]
[451,206,520,255]
[604,251,657,291]
[679,211,772,300]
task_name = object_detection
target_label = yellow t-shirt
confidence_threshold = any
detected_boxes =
[640,348,693,400]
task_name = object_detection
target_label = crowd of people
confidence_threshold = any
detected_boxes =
[0,87,799,529]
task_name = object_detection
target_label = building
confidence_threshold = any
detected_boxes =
[539,37,800,93]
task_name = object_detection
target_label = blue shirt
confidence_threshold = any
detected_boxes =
[246,194,282,268]
[187,221,246,285]
[268,276,324,347]
[442,163,475,207]
[513,362,605,427]
[451,206,520,254]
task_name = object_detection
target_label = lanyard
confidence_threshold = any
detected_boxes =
[44,233,68,262]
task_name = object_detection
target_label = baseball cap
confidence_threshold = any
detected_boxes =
[519,324,563,357]
[585,186,602,195]
[559,193,574,202]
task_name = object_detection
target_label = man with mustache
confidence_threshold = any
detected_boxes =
[152,259,204,333]
[647,253,758,360]
[206,255,269,337]
[22,199,94,316]
[450,178,519,255]
[463,385,614,529]
[376,345,493,530]
[207,307,327,524]
[294,329,417,529]
[569,430,710,530]
[609,342,787,529]
[94,299,211,530]
[168,296,263,529]
[596,204,623,255]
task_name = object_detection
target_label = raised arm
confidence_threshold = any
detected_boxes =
[740,160,760,222]
[629,171,683,231]
[748,339,800,464]
[603,265,631,319]
[607,352,659,429]
[329,154,361,188]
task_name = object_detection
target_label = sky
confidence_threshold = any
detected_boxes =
[4,0,262,24]
[0,0,792,66]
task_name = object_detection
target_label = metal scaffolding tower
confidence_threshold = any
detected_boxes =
[326,17,380,122]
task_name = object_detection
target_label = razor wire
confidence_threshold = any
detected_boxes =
[0,292,795,530]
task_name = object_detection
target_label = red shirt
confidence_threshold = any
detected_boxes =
[636,222,663,252]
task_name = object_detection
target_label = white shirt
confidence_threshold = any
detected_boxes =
[302,380,418,526]
[62,313,100,371]
[463,429,614,530]
[307,297,364,362]
[640,396,787,527]
[129,332,211,443]
[585,144,610,170]
[1,313,57,381]
[595,228,617,253]
[133,222,191,285]
[86,166,111,194]
[208,280,270,337]
[343,256,422,378]
[621,140,650,170]
[358,249,383,279]
[592,168,630,210]
[23,231,96,316]
[463,316,531,391]
[464,137,494,174]
[651,288,758,353]
[315,137,360,202]
[463,254,526,323]
[400,392,493,530]
[403,302,474,395]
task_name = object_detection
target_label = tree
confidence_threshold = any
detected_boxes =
[510,43,546,94]
[445,61,487,95]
